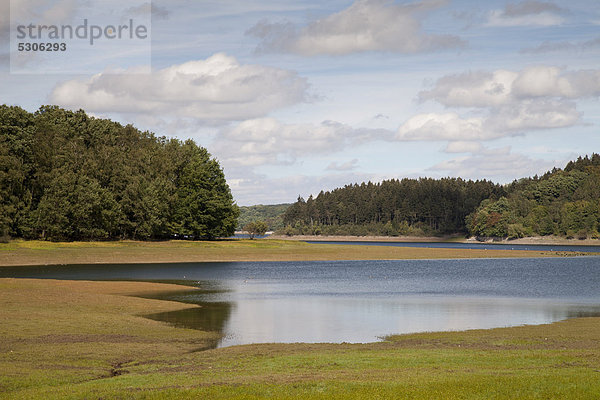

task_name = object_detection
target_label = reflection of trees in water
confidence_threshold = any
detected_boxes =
[542,307,600,322]
[137,283,234,349]
[145,301,232,333]
[564,309,600,319]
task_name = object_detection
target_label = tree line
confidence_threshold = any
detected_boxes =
[0,105,238,241]
[237,204,290,231]
[467,154,600,239]
[281,155,600,239]
[281,178,505,236]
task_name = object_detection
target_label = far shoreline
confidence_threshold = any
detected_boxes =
[266,234,600,246]
[2,238,596,267]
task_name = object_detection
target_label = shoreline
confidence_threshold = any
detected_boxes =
[267,234,600,246]
[1,238,594,267]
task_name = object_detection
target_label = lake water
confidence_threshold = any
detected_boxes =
[305,240,600,253]
[2,257,600,348]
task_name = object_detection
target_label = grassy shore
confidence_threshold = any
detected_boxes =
[1,278,599,399]
[269,234,600,246]
[0,239,588,267]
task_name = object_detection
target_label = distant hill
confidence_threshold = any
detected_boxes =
[237,204,291,231]
[466,154,600,239]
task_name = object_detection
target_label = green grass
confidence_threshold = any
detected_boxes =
[1,279,599,399]
[0,239,585,267]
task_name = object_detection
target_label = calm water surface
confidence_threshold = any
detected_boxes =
[2,257,600,348]
[305,240,600,252]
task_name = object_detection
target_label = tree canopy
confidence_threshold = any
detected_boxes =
[279,155,600,239]
[243,220,269,239]
[466,154,600,239]
[0,105,238,241]
[281,178,505,236]
[237,204,290,231]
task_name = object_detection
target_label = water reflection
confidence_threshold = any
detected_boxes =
[145,302,233,332]
[142,286,600,348]
[2,258,600,348]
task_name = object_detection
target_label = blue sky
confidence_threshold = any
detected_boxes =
[1,0,600,205]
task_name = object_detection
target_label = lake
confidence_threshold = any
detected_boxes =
[305,240,600,253]
[1,257,599,348]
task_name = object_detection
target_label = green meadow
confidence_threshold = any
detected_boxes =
[1,276,599,399]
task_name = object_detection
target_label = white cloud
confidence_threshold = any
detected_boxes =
[444,141,482,153]
[247,0,465,55]
[420,66,600,108]
[402,66,595,142]
[485,1,566,27]
[326,159,359,171]
[396,113,488,141]
[419,70,518,107]
[430,146,559,182]
[512,67,600,98]
[212,118,393,167]
[520,36,600,54]
[397,100,581,142]
[486,100,581,132]
[49,53,310,124]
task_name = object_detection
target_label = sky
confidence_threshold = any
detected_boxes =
[1,0,599,205]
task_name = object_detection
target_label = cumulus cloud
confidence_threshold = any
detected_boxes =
[486,100,581,132]
[430,146,559,181]
[420,66,600,107]
[397,113,489,141]
[326,159,359,171]
[397,101,580,142]
[419,70,518,107]
[520,36,600,54]
[486,1,566,27]
[247,0,465,55]
[50,53,309,124]
[212,118,393,167]
[444,141,482,153]
[512,67,600,98]
[400,66,596,142]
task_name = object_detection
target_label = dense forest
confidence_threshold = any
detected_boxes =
[237,204,290,231]
[3,105,598,242]
[281,155,600,239]
[281,178,505,236]
[0,105,238,241]
[467,155,600,239]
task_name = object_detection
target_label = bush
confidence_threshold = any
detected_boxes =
[507,223,526,239]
